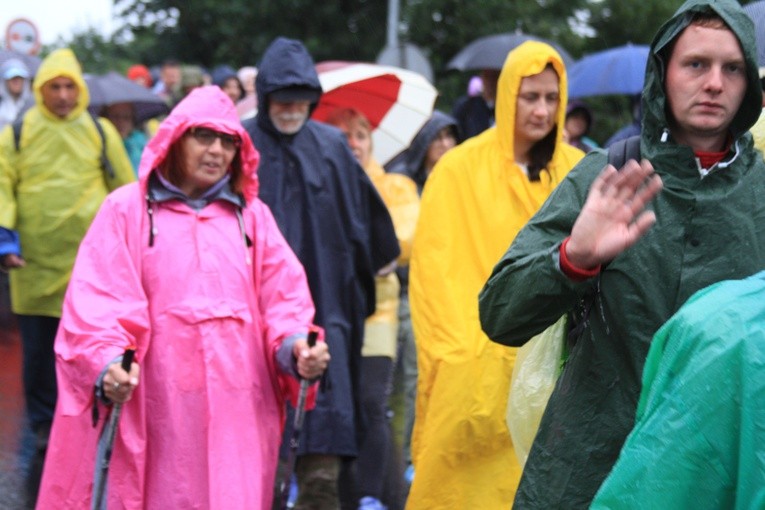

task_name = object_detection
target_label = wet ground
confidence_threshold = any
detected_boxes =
[0,316,30,510]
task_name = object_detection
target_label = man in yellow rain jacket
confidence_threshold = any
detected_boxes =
[406,41,583,509]
[0,48,134,504]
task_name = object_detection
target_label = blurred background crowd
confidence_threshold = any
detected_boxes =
[2,0,765,509]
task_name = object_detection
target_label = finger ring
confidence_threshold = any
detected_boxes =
[113,382,120,390]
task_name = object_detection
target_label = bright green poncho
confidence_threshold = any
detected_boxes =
[592,272,765,509]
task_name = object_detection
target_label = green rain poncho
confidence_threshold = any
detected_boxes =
[0,49,134,317]
[592,271,765,509]
[479,0,765,507]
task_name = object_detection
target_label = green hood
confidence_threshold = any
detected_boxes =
[641,0,761,152]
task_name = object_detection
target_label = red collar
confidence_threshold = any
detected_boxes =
[694,139,731,169]
[694,149,727,169]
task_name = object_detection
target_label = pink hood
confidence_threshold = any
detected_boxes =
[138,85,260,201]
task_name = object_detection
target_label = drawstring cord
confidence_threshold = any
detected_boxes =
[146,197,251,264]
[236,207,253,265]
[146,194,156,247]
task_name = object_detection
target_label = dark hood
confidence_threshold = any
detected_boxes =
[641,0,762,157]
[387,111,458,190]
[255,37,323,134]
[211,65,241,87]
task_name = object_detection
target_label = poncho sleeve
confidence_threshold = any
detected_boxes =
[251,199,319,407]
[55,186,150,417]
[0,127,18,229]
[478,152,604,346]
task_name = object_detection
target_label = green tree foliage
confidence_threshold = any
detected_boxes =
[586,0,683,49]
[112,0,389,67]
[403,0,587,71]
[50,0,758,144]
[41,29,138,75]
[400,0,588,111]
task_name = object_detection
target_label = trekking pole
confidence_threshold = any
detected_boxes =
[279,327,319,510]
[92,346,136,510]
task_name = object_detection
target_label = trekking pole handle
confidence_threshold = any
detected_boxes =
[91,346,136,510]
[306,326,318,349]
[121,347,136,373]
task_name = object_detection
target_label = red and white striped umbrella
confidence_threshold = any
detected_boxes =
[313,61,437,166]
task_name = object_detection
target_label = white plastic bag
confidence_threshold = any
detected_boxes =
[506,315,567,467]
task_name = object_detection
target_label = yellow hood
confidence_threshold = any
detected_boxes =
[495,40,568,163]
[406,40,582,509]
[33,48,89,121]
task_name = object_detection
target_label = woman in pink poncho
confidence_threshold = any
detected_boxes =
[36,86,329,509]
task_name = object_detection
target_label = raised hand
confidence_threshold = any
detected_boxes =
[566,159,663,269]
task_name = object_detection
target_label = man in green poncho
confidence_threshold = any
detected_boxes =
[479,0,765,507]
[591,271,765,509]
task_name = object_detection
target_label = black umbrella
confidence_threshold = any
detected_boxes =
[743,0,765,69]
[85,71,169,123]
[447,32,575,71]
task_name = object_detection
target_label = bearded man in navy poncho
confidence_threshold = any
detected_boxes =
[243,37,399,509]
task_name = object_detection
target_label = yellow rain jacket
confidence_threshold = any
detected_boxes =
[751,108,765,155]
[407,41,583,509]
[0,48,135,317]
[362,157,420,358]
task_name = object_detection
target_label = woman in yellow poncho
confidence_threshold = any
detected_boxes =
[406,41,584,509]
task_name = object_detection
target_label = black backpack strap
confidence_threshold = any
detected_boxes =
[90,113,115,180]
[12,117,23,152]
[607,135,641,169]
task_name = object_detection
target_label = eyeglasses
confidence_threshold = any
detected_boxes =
[188,127,242,151]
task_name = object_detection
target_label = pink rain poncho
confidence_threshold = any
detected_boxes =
[37,86,317,509]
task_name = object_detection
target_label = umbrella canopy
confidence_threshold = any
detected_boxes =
[85,71,170,123]
[567,44,650,98]
[0,49,41,77]
[446,32,575,71]
[743,0,765,70]
[313,61,437,166]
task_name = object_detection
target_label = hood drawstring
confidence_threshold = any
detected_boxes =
[660,129,669,143]
[145,195,252,264]
[236,207,253,265]
[146,194,157,247]
[716,138,741,170]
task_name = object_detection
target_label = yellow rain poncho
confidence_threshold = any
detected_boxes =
[0,48,135,317]
[407,41,583,509]
[751,108,765,155]
[361,157,419,358]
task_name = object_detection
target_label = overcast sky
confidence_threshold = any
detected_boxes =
[2,0,114,48]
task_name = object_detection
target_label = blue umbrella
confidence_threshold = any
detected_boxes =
[568,44,650,98]
[743,0,765,69]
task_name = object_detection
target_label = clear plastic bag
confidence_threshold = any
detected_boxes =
[506,315,567,467]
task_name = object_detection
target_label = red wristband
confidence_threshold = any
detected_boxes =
[559,237,601,282]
